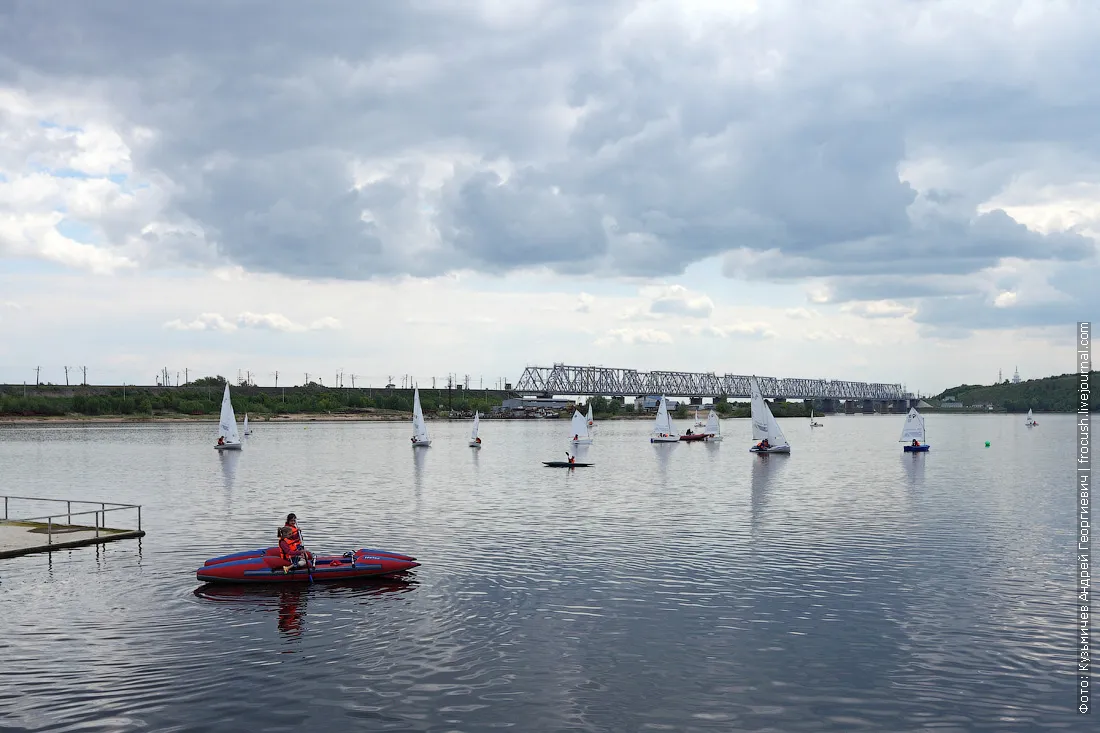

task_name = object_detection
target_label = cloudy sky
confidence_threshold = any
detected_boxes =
[1,0,1096,395]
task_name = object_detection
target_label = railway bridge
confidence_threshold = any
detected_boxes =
[514,363,915,414]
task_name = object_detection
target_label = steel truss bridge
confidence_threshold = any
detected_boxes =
[515,364,912,401]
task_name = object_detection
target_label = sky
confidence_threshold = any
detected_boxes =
[0,0,1097,396]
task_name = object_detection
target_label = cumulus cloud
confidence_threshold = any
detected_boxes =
[840,300,917,319]
[646,285,714,318]
[164,313,236,332]
[595,327,673,346]
[2,1,1099,332]
[164,312,341,333]
[784,307,818,319]
[576,292,595,313]
[682,321,775,339]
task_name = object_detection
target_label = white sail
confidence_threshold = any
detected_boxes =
[243,414,250,435]
[653,397,674,435]
[586,403,594,426]
[750,377,788,446]
[470,410,480,440]
[570,410,591,442]
[1025,409,1035,425]
[412,387,431,445]
[217,384,241,445]
[899,407,925,442]
[704,409,721,437]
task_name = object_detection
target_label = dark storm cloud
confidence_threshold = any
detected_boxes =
[1,0,1098,327]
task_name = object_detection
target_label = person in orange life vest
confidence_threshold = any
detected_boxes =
[281,514,312,569]
[475,436,481,444]
[573,434,579,441]
[284,513,301,545]
[277,527,311,573]
[911,439,920,447]
[757,438,770,450]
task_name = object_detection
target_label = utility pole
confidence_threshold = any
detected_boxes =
[305,372,309,386]
[64,366,71,386]
[464,374,470,390]
[271,371,279,388]
[81,366,87,385]
[34,366,40,385]
[176,371,180,386]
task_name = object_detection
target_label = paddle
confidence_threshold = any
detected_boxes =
[296,524,314,584]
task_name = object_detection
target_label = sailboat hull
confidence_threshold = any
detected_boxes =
[468,441,482,448]
[571,438,593,445]
[650,435,679,443]
[215,443,243,451]
[705,435,722,442]
[903,444,930,452]
[411,440,431,448]
[750,445,790,454]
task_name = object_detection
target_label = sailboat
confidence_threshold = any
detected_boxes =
[469,410,482,447]
[693,409,706,428]
[587,403,594,428]
[1025,408,1038,427]
[900,407,929,452]
[215,384,243,451]
[749,377,790,454]
[703,409,722,441]
[411,387,431,447]
[809,407,822,428]
[243,413,253,436]
[569,409,593,445]
[650,397,679,443]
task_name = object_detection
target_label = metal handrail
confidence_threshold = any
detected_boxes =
[1,495,142,547]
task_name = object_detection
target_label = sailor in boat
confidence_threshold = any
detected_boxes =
[277,526,312,574]
[217,436,225,446]
[686,428,693,436]
[911,439,920,447]
[475,436,482,444]
[566,452,576,465]
[756,438,771,451]
[573,434,579,441]
[284,513,302,545]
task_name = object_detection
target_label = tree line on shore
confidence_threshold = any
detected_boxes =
[1,371,1093,418]
[0,377,503,418]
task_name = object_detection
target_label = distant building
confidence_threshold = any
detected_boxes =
[637,395,681,412]
[1012,367,1021,384]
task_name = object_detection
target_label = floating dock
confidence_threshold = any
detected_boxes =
[0,495,145,559]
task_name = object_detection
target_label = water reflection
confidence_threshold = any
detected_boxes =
[750,453,788,532]
[651,442,674,480]
[219,449,240,490]
[193,579,419,638]
[901,452,926,488]
[412,445,426,496]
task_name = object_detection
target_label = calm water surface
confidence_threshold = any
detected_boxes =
[0,414,1080,731]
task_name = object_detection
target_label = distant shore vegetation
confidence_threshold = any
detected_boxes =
[1,371,1094,418]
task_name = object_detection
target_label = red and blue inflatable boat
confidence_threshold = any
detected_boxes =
[196,547,419,584]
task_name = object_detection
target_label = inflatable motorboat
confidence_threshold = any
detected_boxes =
[196,547,419,583]
[679,433,707,442]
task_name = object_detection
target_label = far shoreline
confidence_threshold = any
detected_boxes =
[0,409,1071,426]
